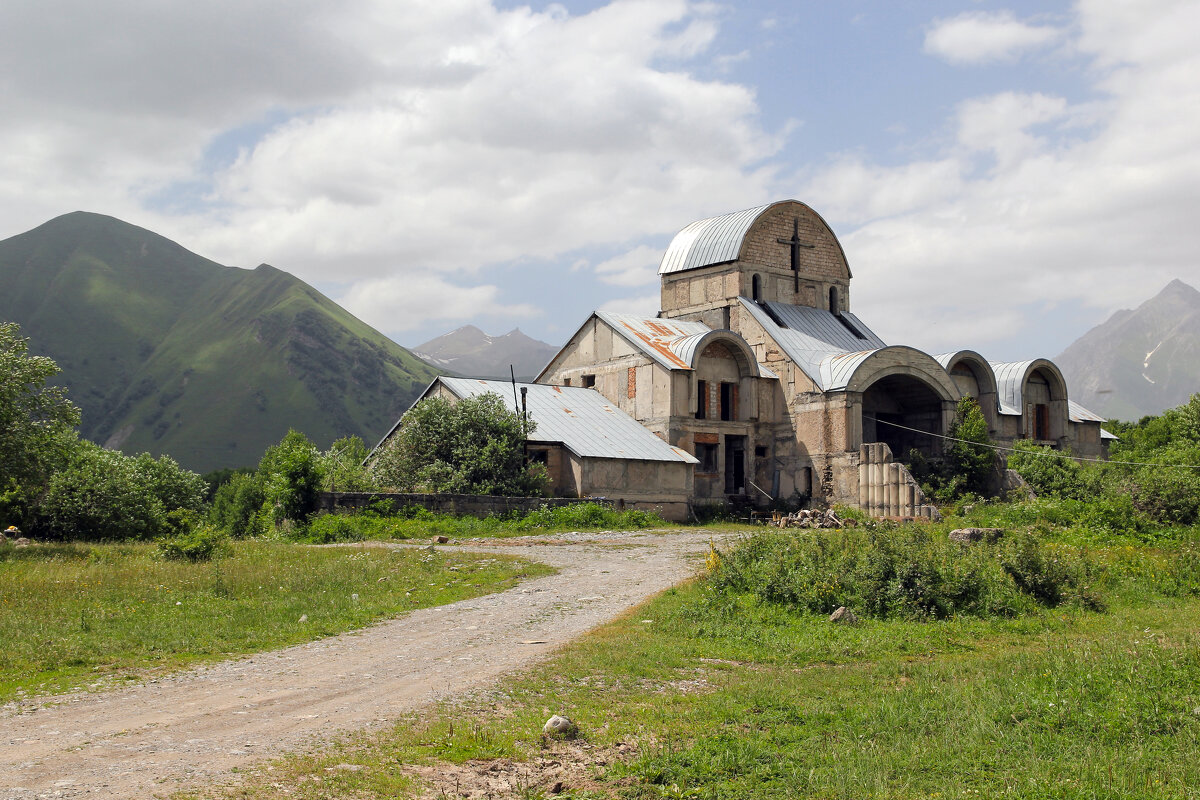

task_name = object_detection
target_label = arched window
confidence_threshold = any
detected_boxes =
[751,274,761,302]
[829,286,839,313]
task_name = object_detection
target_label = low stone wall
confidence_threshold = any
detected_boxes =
[318,492,611,518]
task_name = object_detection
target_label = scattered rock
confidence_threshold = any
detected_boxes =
[549,780,565,794]
[325,763,364,773]
[948,527,1004,544]
[298,614,309,623]
[15,537,31,548]
[542,715,578,738]
[431,535,450,544]
[769,508,848,529]
[0,533,7,546]
[829,606,858,625]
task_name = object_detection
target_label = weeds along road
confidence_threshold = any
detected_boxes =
[0,530,722,800]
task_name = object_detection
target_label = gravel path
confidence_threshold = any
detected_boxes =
[0,530,721,799]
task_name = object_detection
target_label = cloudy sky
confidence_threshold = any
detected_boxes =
[2,0,1197,359]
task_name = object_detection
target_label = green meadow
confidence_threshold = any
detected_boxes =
[207,520,1200,800]
[0,540,551,702]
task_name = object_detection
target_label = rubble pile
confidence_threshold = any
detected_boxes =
[768,509,858,529]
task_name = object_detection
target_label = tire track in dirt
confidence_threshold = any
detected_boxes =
[0,531,719,799]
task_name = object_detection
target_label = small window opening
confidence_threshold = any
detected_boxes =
[582,374,596,389]
[562,377,571,386]
[829,286,839,313]
[751,274,762,302]
[696,443,719,473]
[695,380,708,419]
[527,449,549,465]
[754,445,768,458]
[719,382,737,421]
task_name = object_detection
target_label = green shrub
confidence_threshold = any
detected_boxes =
[259,430,324,526]
[304,513,367,544]
[209,471,267,538]
[39,441,206,541]
[157,523,229,561]
[707,528,1104,620]
[1123,457,1200,525]
[1007,440,1093,498]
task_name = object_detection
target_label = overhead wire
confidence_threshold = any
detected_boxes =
[862,414,1200,471]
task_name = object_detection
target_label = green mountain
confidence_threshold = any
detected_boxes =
[0,212,442,471]
[1055,279,1200,421]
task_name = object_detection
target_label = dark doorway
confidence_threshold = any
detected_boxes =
[861,375,944,459]
[725,435,746,494]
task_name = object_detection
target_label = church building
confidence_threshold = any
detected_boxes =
[533,200,1110,517]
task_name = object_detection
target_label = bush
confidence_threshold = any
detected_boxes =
[157,523,229,562]
[209,472,267,538]
[258,430,324,526]
[1122,454,1200,525]
[39,441,206,540]
[1006,440,1090,498]
[304,513,367,544]
[370,393,549,496]
[707,528,1102,620]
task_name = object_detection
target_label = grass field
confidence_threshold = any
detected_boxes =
[301,501,672,542]
[0,540,552,702]
[209,525,1200,800]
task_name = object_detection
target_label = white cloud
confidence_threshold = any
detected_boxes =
[593,245,663,287]
[924,10,1062,65]
[807,0,1200,357]
[338,275,538,335]
[0,0,783,335]
[599,293,660,318]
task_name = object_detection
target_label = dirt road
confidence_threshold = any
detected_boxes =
[0,530,719,799]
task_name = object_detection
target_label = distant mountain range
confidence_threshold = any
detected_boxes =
[412,325,558,381]
[0,212,441,472]
[1056,279,1200,421]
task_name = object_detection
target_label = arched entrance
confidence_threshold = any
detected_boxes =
[861,374,946,459]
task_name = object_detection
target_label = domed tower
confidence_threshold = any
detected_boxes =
[658,200,852,328]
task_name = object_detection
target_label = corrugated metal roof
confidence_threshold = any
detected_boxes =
[1068,400,1106,424]
[738,298,886,389]
[593,312,774,378]
[595,311,709,370]
[818,350,879,390]
[658,204,771,275]
[990,360,1035,415]
[439,378,698,464]
[667,331,710,366]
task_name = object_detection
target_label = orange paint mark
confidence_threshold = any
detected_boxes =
[620,322,690,369]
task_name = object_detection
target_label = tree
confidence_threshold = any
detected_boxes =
[257,430,325,526]
[0,322,81,525]
[945,396,994,496]
[370,393,548,496]
[319,435,375,492]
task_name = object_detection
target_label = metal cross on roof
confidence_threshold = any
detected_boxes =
[777,217,815,292]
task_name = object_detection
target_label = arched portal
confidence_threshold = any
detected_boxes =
[861,375,946,459]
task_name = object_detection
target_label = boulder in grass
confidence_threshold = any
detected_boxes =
[542,715,578,738]
[431,535,450,544]
[829,606,858,625]
[948,527,1004,544]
